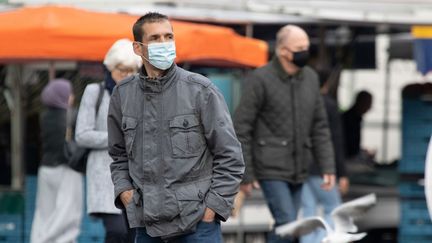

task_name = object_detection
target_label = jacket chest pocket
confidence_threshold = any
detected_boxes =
[122,117,138,158]
[169,114,205,158]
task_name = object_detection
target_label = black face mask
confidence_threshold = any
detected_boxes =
[292,50,309,68]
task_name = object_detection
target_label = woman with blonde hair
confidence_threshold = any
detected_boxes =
[75,39,141,243]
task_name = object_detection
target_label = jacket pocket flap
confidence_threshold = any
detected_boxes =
[176,183,200,201]
[175,180,211,201]
[170,114,199,129]
[121,117,138,131]
[257,137,291,147]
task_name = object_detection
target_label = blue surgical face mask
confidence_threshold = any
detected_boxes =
[139,41,176,70]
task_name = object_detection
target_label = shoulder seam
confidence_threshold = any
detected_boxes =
[117,75,136,88]
[182,72,212,88]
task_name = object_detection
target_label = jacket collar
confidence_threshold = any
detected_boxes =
[271,56,304,82]
[138,64,177,93]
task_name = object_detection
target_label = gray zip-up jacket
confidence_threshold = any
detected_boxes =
[234,57,335,184]
[108,64,244,238]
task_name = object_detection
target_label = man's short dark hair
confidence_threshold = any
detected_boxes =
[133,12,169,42]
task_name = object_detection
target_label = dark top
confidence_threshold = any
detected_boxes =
[234,57,335,184]
[40,107,67,166]
[310,95,346,178]
[342,107,362,158]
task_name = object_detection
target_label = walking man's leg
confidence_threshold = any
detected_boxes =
[300,178,319,243]
[260,180,302,243]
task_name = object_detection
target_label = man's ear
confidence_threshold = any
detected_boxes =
[133,42,143,56]
[279,47,289,56]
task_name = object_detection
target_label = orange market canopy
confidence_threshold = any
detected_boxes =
[0,5,268,67]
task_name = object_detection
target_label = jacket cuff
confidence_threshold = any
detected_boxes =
[205,190,231,222]
[241,169,255,184]
[114,179,134,209]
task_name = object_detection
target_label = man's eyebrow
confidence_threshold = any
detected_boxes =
[148,34,160,39]
[148,32,173,38]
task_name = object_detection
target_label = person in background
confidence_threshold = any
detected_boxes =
[75,39,141,243]
[234,25,336,243]
[31,79,83,243]
[342,90,374,173]
[300,70,349,243]
[0,123,11,185]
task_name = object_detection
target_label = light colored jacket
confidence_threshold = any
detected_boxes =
[76,83,120,215]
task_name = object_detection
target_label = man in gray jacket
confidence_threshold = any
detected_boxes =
[108,12,244,242]
[234,25,335,243]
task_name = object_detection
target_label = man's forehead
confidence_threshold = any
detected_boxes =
[291,36,309,45]
[283,34,309,48]
[285,31,308,42]
[142,20,173,36]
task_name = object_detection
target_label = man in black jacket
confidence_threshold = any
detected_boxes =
[234,25,335,243]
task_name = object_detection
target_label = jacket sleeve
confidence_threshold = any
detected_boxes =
[107,87,133,209]
[201,84,245,222]
[311,93,336,175]
[75,84,108,149]
[233,74,264,183]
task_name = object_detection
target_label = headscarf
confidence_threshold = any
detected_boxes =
[40,78,72,110]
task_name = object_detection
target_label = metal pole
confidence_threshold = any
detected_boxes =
[236,205,244,243]
[317,25,327,71]
[382,56,391,164]
[245,23,253,38]
[49,61,55,81]
[6,65,24,190]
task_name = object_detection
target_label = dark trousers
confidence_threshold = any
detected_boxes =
[135,221,222,243]
[98,212,135,243]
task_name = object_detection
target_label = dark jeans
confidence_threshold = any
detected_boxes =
[135,221,222,243]
[98,212,134,243]
[260,180,303,243]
